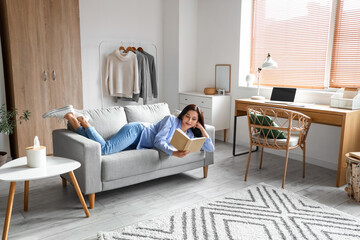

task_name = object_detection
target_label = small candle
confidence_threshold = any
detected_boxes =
[26,136,46,168]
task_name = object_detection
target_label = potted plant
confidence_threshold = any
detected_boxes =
[0,103,30,166]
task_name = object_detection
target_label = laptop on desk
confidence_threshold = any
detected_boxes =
[266,87,297,104]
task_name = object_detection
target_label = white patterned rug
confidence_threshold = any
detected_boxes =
[98,183,360,240]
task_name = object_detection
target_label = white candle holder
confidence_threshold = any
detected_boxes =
[26,146,46,168]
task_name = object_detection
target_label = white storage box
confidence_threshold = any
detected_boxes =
[330,88,360,110]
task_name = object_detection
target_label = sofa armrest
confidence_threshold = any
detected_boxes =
[204,124,215,166]
[52,129,102,195]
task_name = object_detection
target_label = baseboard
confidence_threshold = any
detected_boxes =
[234,141,337,171]
[265,149,337,170]
[286,151,337,170]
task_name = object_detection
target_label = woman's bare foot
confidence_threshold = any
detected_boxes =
[77,116,91,129]
[64,112,81,130]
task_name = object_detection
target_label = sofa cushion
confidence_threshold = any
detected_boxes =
[159,151,205,169]
[249,112,286,139]
[102,149,160,181]
[124,103,171,124]
[85,106,128,140]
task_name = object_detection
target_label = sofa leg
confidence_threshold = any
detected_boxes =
[89,193,95,209]
[61,176,67,187]
[203,166,208,178]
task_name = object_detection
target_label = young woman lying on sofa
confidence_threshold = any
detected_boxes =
[43,104,214,158]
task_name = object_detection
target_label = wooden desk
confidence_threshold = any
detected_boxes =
[234,99,360,187]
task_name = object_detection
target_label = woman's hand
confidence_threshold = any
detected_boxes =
[195,122,204,130]
[195,122,210,138]
[173,150,190,158]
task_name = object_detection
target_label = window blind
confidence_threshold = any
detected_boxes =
[251,0,332,88]
[330,0,360,88]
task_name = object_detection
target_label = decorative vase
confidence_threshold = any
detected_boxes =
[246,74,256,87]
[0,151,7,167]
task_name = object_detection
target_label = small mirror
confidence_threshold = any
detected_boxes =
[215,64,231,93]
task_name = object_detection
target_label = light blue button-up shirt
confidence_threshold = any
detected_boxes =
[136,115,214,155]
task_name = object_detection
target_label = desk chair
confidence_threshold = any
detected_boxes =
[244,106,311,188]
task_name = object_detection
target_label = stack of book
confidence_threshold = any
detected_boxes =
[349,152,360,162]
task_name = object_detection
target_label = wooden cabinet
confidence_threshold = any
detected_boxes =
[0,0,83,157]
[179,92,230,141]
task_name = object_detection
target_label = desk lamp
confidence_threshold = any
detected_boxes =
[251,53,278,100]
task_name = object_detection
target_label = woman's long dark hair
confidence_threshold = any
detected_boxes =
[177,104,205,137]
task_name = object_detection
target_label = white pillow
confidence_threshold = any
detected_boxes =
[172,109,182,117]
[124,103,171,124]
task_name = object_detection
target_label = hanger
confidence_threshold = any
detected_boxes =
[137,41,143,52]
[119,41,125,52]
[125,46,135,53]
[124,42,136,53]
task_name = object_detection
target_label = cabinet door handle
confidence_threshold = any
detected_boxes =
[52,71,56,81]
[185,98,188,101]
[44,71,47,81]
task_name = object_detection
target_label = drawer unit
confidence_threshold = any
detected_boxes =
[179,94,212,108]
[179,92,230,131]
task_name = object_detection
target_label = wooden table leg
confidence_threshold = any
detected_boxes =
[24,180,29,211]
[61,176,67,187]
[337,113,360,187]
[2,182,16,240]
[68,171,90,218]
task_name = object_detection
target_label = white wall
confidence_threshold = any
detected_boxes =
[179,0,198,93]
[196,0,241,93]
[163,0,180,111]
[79,0,164,109]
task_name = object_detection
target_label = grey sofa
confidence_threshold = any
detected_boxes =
[53,103,215,208]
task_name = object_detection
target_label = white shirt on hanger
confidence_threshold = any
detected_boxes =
[105,49,139,98]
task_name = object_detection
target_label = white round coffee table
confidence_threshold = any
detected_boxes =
[0,156,90,240]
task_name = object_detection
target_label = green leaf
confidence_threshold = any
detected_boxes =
[0,103,30,135]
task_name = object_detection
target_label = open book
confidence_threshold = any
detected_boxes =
[170,129,206,152]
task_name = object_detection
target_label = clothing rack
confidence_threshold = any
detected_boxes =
[98,40,158,108]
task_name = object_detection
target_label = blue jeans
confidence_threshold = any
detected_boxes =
[75,122,144,155]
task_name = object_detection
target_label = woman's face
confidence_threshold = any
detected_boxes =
[181,110,198,131]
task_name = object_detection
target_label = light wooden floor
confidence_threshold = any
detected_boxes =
[0,141,359,239]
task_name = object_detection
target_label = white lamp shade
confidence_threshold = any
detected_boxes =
[261,53,278,69]
[251,53,278,101]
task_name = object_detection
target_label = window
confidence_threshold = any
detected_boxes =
[251,0,360,89]
[330,0,360,88]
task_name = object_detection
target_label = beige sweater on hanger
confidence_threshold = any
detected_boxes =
[105,49,139,98]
